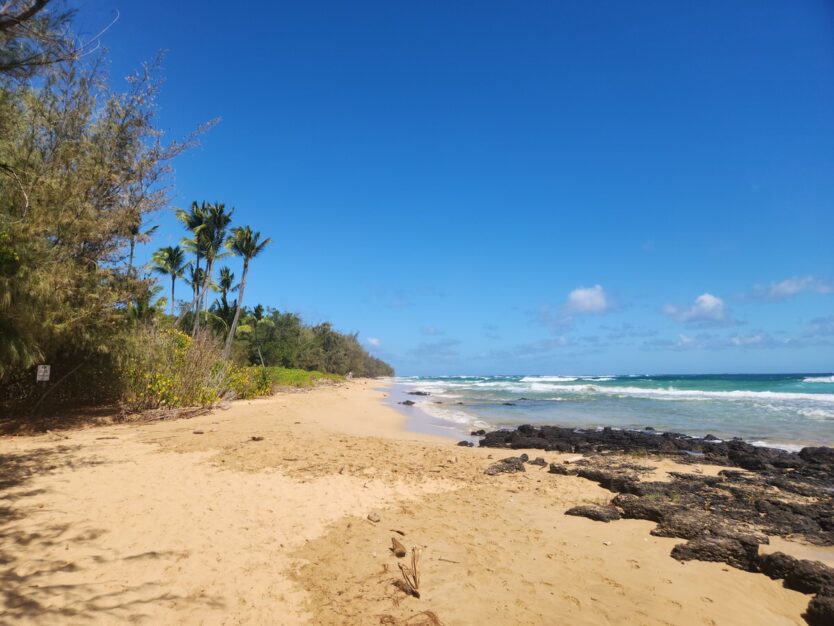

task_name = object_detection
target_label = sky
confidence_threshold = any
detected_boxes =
[74,0,833,376]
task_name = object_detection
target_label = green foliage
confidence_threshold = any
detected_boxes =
[0,49,201,380]
[232,308,394,377]
[121,327,231,411]
[264,366,342,388]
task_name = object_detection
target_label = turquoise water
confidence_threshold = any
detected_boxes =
[395,374,834,449]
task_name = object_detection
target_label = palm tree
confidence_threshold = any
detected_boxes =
[223,225,271,357]
[176,201,208,322]
[150,245,188,316]
[217,266,237,308]
[127,218,159,277]
[191,202,233,335]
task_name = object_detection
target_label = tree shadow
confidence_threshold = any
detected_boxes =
[0,445,224,623]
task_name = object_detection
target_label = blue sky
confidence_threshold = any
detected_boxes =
[77,0,833,375]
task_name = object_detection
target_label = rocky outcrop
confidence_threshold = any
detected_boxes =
[565,504,621,522]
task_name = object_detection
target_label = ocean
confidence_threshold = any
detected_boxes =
[393,373,834,450]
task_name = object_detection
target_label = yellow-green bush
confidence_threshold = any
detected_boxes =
[122,327,230,410]
[228,366,273,399]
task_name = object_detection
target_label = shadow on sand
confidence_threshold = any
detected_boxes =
[0,445,223,623]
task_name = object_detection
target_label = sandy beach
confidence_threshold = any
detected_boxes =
[0,380,825,625]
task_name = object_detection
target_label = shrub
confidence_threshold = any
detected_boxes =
[227,366,273,399]
[121,326,231,411]
[265,366,342,388]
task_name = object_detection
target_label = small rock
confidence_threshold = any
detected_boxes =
[399,400,416,406]
[367,512,381,523]
[250,436,264,441]
[457,440,474,447]
[527,457,547,467]
[391,537,407,557]
[470,429,486,436]
[407,391,431,396]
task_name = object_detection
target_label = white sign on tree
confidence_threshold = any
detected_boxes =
[36,364,51,382]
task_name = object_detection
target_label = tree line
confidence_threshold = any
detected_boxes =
[0,1,392,414]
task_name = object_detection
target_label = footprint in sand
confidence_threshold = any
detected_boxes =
[561,593,581,608]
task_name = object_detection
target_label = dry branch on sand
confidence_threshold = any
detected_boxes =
[398,547,422,598]
[378,610,444,625]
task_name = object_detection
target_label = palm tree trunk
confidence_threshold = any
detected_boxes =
[170,275,176,317]
[174,254,201,328]
[223,260,248,358]
[194,258,213,336]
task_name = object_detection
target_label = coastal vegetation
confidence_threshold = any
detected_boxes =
[0,1,391,417]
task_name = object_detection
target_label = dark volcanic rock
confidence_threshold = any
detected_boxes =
[548,463,578,476]
[407,391,431,396]
[612,493,674,523]
[484,455,527,476]
[806,594,834,626]
[399,400,415,406]
[514,419,834,624]
[759,552,834,595]
[457,440,474,447]
[470,429,486,436]
[478,423,834,477]
[565,504,621,522]
[800,447,834,465]
[671,536,760,572]
[502,402,517,406]
[527,457,547,467]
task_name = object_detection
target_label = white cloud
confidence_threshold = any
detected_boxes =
[664,293,726,323]
[565,285,610,314]
[752,276,833,300]
[366,337,381,347]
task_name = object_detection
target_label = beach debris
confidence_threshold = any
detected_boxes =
[456,440,474,447]
[379,611,444,625]
[484,454,528,475]
[437,557,460,564]
[527,457,547,467]
[400,400,416,406]
[367,511,381,523]
[398,546,422,598]
[391,537,407,557]
[192,430,204,435]
[602,541,612,546]
[390,528,406,536]
[565,504,622,523]
[250,435,264,441]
